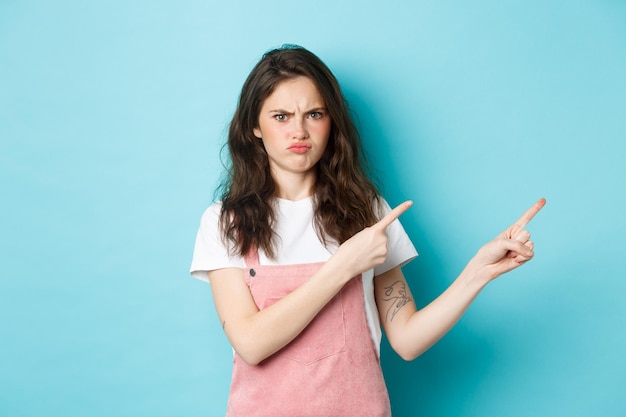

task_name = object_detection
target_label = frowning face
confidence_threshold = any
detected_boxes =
[253,76,331,188]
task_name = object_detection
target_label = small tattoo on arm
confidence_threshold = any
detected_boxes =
[383,281,412,322]
[222,320,226,329]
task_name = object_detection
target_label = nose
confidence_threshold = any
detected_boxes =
[292,117,309,139]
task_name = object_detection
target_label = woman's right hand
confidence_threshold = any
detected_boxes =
[329,200,413,280]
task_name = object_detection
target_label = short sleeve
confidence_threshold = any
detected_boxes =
[189,202,245,282]
[373,198,418,276]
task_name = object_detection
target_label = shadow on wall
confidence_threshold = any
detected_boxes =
[341,73,525,417]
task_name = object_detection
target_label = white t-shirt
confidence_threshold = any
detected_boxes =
[190,196,418,355]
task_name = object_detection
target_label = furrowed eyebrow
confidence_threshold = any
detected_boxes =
[267,106,327,114]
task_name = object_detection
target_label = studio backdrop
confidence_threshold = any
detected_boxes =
[1,1,625,416]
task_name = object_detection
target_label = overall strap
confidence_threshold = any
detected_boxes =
[243,247,260,267]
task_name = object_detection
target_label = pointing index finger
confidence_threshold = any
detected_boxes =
[511,197,547,234]
[376,200,413,230]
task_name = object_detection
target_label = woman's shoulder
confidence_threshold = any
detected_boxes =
[199,201,223,222]
[373,196,392,218]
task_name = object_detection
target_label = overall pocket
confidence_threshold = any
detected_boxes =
[263,291,346,365]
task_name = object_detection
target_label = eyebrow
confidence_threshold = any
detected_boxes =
[267,106,327,114]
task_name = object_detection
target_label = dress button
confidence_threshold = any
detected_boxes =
[249,268,256,277]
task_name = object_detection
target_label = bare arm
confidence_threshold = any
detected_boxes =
[375,266,484,360]
[209,263,348,366]
[209,201,414,365]
[376,198,546,361]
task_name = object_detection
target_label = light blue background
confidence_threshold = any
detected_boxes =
[1,1,625,416]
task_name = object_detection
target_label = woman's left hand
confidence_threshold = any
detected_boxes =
[468,198,546,282]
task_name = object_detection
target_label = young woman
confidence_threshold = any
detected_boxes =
[190,45,545,417]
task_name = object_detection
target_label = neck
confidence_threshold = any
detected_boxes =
[272,170,317,201]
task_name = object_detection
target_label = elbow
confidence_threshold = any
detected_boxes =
[231,338,271,366]
[398,351,420,362]
[397,348,420,362]
[390,340,424,362]
[236,352,264,366]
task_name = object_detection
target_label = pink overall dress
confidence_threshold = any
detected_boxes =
[225,250,391,417]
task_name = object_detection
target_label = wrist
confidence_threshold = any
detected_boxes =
[461,258,492,290]
[321,255,356,287]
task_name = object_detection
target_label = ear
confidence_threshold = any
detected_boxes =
[253,127,262,139]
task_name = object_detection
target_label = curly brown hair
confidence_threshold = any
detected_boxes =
[218,44,381,259]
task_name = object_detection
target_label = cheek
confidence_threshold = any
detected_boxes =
[318,128,331,155]
[316,120,332,140]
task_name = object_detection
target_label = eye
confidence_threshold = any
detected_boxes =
[309,111,324,119]
[274,114,288,121]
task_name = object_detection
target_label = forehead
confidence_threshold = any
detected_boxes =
[261,76,325,109]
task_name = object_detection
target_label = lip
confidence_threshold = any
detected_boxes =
[288,143,312,154]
